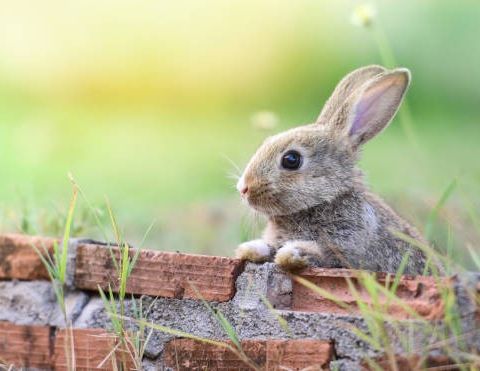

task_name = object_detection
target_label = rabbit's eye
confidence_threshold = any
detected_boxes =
[281,150,302,170]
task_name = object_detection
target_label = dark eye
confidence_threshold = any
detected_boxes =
[281,150,302,170]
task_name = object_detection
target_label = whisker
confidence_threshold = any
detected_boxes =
[220,153,242,176]
[226,172,240,181]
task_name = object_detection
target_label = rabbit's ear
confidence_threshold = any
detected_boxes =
[333,68,410,147]
[316,65,386,125]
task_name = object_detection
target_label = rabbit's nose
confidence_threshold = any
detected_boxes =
[240,185,249,196]
[237,177,249,196]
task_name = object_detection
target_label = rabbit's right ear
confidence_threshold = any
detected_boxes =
[316,65,386,125]
[329,68,411,148]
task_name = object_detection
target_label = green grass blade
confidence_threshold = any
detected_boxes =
[466,244,480,270]
[215,310,241,350]
[390,251,410,297]
[68,173,110,242]
[136,319,233,348]
[425,178,457,241]
[105,197,121,245]
[119,243,130,301]
[127,220,155,277]
[258,294,292,335]
[292,275,351,311]
[58,186,78,283]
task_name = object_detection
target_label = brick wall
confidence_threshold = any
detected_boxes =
[0,233,478,370]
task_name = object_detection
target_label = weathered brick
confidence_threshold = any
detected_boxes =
[74,244,244,301]
[362,354,456,370]
[163,338,334,370]
[267,339,334,370]
[54,328,133,371]
[0,234,56,280]
[291,268,444,319]
[0,321,52,369]
[164,339,267,370]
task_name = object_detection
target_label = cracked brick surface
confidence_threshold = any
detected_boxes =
[75,243,244,301]
[292,268,445,319]
[163,338,334,370]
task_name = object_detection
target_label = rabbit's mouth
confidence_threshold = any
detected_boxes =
[244,189,287,216]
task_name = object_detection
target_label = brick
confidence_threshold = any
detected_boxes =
[362,354,455,370]
[74,244,244,301]
[163,339,267,370]
[267,339,334,370]
[163,338,334,370]
[0,321,52,369]
[0,234,57,280]
[291,268,444,319]
[54,328,133,371]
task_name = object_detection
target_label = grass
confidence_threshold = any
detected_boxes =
[31,184,77,319]
[87,194,155,369]
[30,182,78,370]
[294,254,479,370]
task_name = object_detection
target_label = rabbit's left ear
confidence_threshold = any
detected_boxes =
[331,68,410,147]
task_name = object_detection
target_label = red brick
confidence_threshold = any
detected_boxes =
[163,338,334,370]
[74,244,244,301]
[291,268,444,319]
[362,354,456,370]
[164,339,266,370]
[0,234,57,280]
[0,321,52,369]
[267,339,333,370]
[54,328,133,371]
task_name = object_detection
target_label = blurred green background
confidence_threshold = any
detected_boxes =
[0,1,479,264]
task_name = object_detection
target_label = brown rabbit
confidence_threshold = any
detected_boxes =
[235,65,428,275]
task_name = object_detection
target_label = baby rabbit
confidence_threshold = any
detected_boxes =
[236,65,428,275]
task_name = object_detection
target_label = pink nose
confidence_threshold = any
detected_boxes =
[240,185,249,196]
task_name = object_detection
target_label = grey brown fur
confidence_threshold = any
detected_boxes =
[236,65,428,275]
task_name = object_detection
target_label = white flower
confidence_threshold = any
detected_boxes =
[351,3,377,28]
[251,111,278,130]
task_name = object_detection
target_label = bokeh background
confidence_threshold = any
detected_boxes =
[0,1,479,265]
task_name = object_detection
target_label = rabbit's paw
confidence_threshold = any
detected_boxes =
[235,239,272,262]
[274,244,307,270]
[274,240,320,271]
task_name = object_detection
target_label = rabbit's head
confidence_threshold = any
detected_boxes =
[237,65,410,216]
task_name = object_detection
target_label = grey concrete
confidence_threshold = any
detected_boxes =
[232,262,293,310]
[329,359,362,371]
[74,296,106,328]
[0,280,88,326]
[142,358,164,371]
[49,289,90,327]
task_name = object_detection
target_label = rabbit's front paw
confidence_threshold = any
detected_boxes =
[274,240,321,271]
[235,239,272,262]
[275,244,307,270]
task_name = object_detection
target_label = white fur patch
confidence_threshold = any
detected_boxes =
[235,239,271,262]
[363,202,378,233]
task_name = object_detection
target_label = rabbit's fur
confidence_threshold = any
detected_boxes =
[236,65,428,275]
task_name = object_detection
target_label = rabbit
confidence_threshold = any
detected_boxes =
[235,65,430,275]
